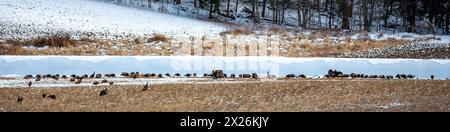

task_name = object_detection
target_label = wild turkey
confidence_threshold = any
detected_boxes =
[99,88,108,96]
[174,73,181,78]
[184,73,192,78]
[121,72,129,77]
[42,93,47,98]
[299,74,307,78]
[95,74,102,78]
[90,72,96,78]
[212,70,224,79]
[17,96,23,103]
[35,76,41,82]
[28,81,32,88]
[92,81,100,86]
[242,74,251,78]
[431,75,435,80]
[251,73,259,79]
[286,74,296,78]
[75,79,82,84]
[101,79,108,84]
[143,73,151,78]
[24,75,33,79]
[142,82,149,91]
[230,74,236,78]
[47,95,56,99]
[150,73,157,77]
[53,74,60,80]
[105,73,116,78]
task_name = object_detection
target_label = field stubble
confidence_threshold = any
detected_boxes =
[0,79,448,112]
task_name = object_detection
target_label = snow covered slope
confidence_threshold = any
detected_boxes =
[1,56,449,79]
[0,0,225,40]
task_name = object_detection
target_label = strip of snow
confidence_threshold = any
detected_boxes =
[0,56,449,79]
[0,77,211,88]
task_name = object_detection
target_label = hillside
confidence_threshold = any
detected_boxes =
[0,0,449,58]
[0,0,225,40]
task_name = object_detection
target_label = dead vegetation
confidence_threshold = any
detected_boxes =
[148,34,169,43]
[220,26,252,36]
[282,39,411,57]
[32,35,77,48]
[0,79,448,112]
[0,31,434,58]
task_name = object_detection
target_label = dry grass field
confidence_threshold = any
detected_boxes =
[4,33,444,58]
[0,79,448,112]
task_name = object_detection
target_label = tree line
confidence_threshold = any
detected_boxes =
[107,0,450,34]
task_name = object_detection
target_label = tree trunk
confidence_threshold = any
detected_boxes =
[383,0,392,27]
[438,2,444,30]
[235,0,239,13]
[194,0,197,8]
[255,0,260,23]
[281,0,286,25]
[227,0,231,15]
[302,0,309,28]
[369,0,374,30]
[317,0,321,29]
[214,0,220,14]
[328,0,333,29]
[273,0,278,24]
[298,0,302,27]
[262,0,267,18]
[405,0,416,32]
[209,1,213,19]
[363,0,370,31]
[445,1,450,35]
[339,0,350,29]
[252,0,256,17]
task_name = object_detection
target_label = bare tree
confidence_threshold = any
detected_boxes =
[446,1,450,34]
[363,0,370,31]
[235,0,239,13]
[262,0,267,18]
[297,0,302,27]
[227,0,231,15]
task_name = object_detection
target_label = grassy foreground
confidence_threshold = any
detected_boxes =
[0,79,448,112]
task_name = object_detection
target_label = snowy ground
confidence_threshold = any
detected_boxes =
[0,0,225,40]
[1,0,449,59]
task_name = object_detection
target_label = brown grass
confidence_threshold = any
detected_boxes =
[148,34,169,42]
[0,33,417,58]
[32,35,77,48]
[0,79,448,112]
[220,27,251,36]
[268,26,287,35]
[301,39,411,57]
